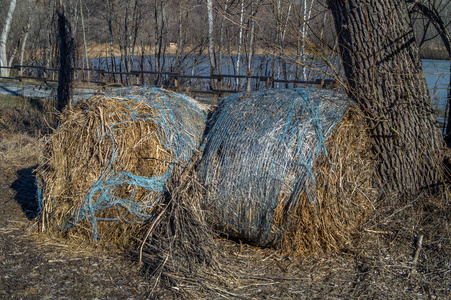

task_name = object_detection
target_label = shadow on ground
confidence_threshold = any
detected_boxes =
[11,165,40,219]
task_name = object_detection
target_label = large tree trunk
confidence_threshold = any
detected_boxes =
[327,0,445,200]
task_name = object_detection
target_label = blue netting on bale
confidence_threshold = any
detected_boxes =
[36,87,207,242]
[197,88,351,246]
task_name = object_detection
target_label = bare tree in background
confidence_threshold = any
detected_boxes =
[105,0,117,81]
[236,0,245,88]
[154,0,167,84]
[79,0,90,80]
[173,0,188,73]
[19,0,33,76]
[57,3,76,112]
[246,0,259,91]
[207,0,217,77]
[0,0,16,77]
[218,0,230,76]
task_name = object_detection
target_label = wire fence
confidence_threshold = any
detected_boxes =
[0,65,336,98]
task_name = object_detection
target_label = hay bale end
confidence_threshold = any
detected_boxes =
[36,87,207,247]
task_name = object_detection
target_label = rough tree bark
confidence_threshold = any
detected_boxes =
[327,0,445,200]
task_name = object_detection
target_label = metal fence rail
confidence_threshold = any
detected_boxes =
[0,65,336,97]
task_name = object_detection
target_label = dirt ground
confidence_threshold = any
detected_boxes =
[1,101,451,299]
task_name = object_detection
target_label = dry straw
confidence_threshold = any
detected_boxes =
[35,87,207,248]
[277,107,375,255]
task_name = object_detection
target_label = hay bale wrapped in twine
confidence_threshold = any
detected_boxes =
[36,87,207,247]
[197,88,374,254]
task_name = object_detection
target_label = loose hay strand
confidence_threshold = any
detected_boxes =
[137,163,223,297]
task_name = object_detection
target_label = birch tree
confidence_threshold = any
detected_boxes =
[236,0,245,88]
[0,0,16,77]
[207,0,217,76]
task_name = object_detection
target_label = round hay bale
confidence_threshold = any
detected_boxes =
[36,87,207,247]
[197,88,374,253]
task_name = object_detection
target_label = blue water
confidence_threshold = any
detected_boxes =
[88,55,450,108]
[422,59,450,109]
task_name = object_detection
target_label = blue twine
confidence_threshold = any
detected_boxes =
[36,176,43,215]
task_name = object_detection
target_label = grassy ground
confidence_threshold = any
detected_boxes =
[0,94,450,299]
[0,95,57,136]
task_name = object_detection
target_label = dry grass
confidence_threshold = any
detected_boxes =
[0,95,56,137]
[0,95,52,168]
[84,43,283,59]
[276,107,375,255]
[0,132,43,168]
[36,96,172,249]
[139,170,451,299]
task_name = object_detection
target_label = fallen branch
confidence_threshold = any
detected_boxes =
[410,234,424,275]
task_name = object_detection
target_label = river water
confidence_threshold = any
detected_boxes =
[90,56,450,110]
[422,59,450,110]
